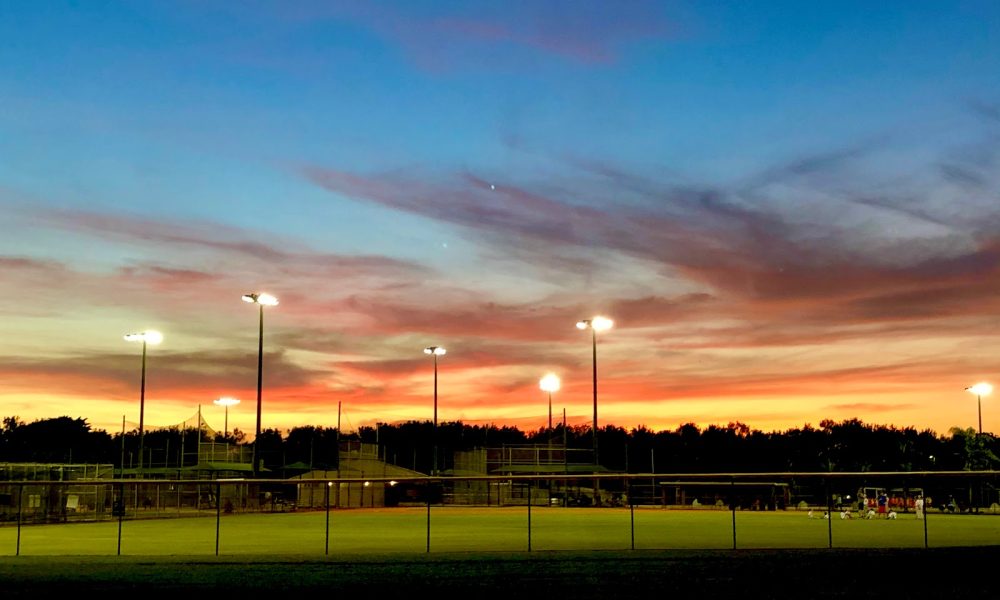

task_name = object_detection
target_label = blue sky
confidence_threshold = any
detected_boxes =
[1,1,999,436]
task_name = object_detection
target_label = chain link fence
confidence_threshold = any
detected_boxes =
[2,471,998,556]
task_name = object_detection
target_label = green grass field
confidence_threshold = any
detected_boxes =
[2,506,998,557]
[2,510,1000,598]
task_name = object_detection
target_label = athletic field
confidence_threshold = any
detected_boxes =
[2,506,998,556]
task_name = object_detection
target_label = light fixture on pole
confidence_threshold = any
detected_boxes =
[576,316,612,464]
[423,345,446,475]
[540,373,561,430]
[965,382,993,435]
[123,330,163,475]
[213,396,240,438]
[242,292,278,478]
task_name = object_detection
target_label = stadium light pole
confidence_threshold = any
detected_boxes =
[424,346,446,475]
[213,397,240,438]
[966,382,992,436]
[123,330,162,475]
[540,373,561,431]
[242,292,278,478]
[576,316,612,465]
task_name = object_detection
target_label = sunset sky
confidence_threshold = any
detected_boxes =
[2,1,999,439]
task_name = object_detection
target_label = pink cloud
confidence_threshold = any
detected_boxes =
[314,1,678,69]
[24,205,426,277]
[303,165,1000,345]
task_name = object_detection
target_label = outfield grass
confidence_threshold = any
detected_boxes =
[1,506,998,557]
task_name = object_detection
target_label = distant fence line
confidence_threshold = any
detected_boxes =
[2,471,998,556]
[3,471,999,517]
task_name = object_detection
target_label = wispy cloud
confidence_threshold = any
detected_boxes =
[18,205,426,277]
[303,119,1000,347]
[0,348,327,407]
[305,0,676,69]
[181,0,679,75]
[827,402,917,413]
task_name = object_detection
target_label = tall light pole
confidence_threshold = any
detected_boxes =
[966,382,993,435]
[576,316,612,465]
[123,330,162,475]
[213,397,240,438]
[424,345,446,475]
[242,292,278,478]
[540,374,561,431]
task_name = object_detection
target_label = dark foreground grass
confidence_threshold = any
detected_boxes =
[2,547,998,599]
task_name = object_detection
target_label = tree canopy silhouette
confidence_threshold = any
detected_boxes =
[1,415,997,474]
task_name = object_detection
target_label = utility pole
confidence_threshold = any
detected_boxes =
[119,415,125,479]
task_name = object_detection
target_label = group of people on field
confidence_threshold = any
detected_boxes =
[814,490,925,520]
[853,490,924,518]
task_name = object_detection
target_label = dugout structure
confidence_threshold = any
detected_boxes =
[660,480,791,510]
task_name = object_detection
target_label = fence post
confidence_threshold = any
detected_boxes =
[826,482,833,549]
[325,482,331,555]
[117,482,124,556]
[426,486,431,554]
[731,478,737,550]
[629,477,635,551]
[527,481,532,552]
[16,483,23,556]
[215,482,221,556]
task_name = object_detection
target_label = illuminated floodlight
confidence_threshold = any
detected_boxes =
[966,382,993,436]
[540,373,561,393]
[243,291,278,478]
[576,316,613,332]
[123,329,162,473]
[540,373,561,430]
[213,396,240,437]
[424,345,446,475]
[967,383,993,397]
[123,330,163,345]
[242,292,279,306]
[577,314,614,470]
[592,316,613,331]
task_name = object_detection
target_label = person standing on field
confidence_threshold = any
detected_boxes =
[877,491,888,518]
[915,495,924,519]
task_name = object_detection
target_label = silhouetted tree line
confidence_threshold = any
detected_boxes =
[1,415,997,474]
